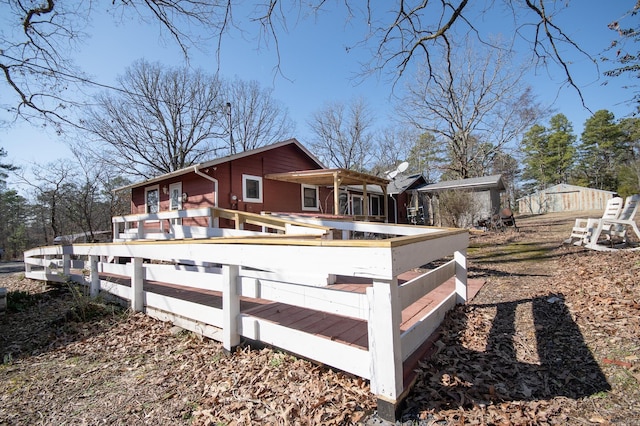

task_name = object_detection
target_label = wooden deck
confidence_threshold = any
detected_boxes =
[102,271,483,388]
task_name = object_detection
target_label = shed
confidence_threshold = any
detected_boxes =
[517,184,617,214]
[418,175,506,227]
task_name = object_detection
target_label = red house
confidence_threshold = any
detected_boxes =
[118,139,322,226]
[117,139,389,232]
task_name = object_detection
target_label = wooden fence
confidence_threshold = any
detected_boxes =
[25,216,468,420]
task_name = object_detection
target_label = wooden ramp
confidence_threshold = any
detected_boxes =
[102,271,484,395]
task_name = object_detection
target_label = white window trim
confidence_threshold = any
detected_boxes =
[144,185,160,215]
[242,174,263,203]
[301,184,320,211]
[169,182,183,211]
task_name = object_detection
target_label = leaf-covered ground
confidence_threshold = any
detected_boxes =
[0,212,638,425]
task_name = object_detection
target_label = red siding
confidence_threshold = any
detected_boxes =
[130,142,326,225]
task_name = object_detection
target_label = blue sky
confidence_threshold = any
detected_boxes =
[1,1,637,186]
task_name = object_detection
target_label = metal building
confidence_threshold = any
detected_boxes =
[517,184,617,214]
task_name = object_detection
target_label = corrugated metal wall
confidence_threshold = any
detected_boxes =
[518,184,616,214]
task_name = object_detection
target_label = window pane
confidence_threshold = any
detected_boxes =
[353,197,363,215]
[170,188,180,210]
[146,189,159,214]
[371,196,380,215]
[246,179,260,199]
[303,187,317,208]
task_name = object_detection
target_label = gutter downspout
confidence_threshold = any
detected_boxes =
[194,164,219,207]
[390,194,398,224]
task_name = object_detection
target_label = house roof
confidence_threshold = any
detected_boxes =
[387,173,427,195]
[115,138,325,192]
[265,168,390,188]
[418,174,505,193]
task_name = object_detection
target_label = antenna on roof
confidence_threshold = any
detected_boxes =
[386,161,408,180]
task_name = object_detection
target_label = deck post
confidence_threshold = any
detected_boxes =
[44,254,52,277]
[130,257,144,312]
[62,253,71,276]
[137,220,144,240]
[89,255,100,298]
[454,249,468,303]
[222,264,240,352]
[366,278,403,420]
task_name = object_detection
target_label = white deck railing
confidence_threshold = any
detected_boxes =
[112,207,332,242]
[24,217,468,410]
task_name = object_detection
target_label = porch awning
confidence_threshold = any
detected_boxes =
[265,169,390,222]
[265,168,389,187]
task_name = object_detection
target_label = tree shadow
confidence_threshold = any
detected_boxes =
[401,293,610,419]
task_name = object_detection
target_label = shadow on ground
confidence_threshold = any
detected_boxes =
[400,293,610,420]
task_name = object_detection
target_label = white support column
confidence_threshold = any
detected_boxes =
[366,278,403,401]
[62,253,71,276]
[24,253,31,274]
[89,255,100,298]
[454,249,468,303]
[137,220,144,240]
[130,257,144,312]
[222,264,240,351]
[44,255,52,276]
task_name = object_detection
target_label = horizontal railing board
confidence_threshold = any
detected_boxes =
[146,307,224,341]
[239,315,370,379]
[143,264,223,292]
[390,232,468,276]
[238,277,368,320]
[145,292,223,326]
[399,260,455,311]
[400,291,457,361]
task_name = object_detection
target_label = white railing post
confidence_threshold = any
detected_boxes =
[222,264,240,351]
[131,257,144,312]
[366,278,403,408]
[23,252,31,274]
[44,254,52,277]
[454,249,467,303]
[62,253,71,276]
[137,220,144,240]
[89,255,100,298]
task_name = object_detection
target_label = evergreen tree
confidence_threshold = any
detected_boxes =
[520,114,576,189]
[520,124,550,188]
[547,114,576,184]
[576,110,627,191]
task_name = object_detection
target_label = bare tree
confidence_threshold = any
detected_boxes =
[82,61,229,179]
[226,78,295,154]
[1,0,225,126]
[308,97,376,171]
[1,1,592,126]
[399,41,541,179]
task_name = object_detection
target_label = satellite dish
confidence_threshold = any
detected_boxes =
[388,170,398,179]
[397,161,409,173]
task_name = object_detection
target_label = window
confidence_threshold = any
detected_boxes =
[352,195,363,216]
[169,182,182,211]
[339,192,349,215]
[301,184,319,211]
[145,186,159,214]
[242,174,263,203]
[370,195,382,216]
